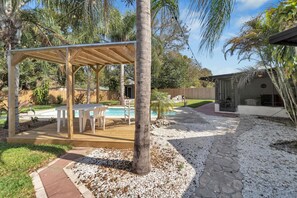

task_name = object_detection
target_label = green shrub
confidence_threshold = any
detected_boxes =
[33,82,49,105]
[151,89,174,119]
[56,95,63,104]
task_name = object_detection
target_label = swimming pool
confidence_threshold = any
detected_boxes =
[74,107,175,118]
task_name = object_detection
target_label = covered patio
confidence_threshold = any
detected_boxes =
[7,41,136,148]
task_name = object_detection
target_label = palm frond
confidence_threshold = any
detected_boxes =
[189,0,235,52]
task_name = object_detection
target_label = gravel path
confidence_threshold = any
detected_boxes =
[237,116,297,197]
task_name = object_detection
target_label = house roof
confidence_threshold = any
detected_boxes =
[10,41,136,66]
[269,26,297,46]
[200,72,240,82]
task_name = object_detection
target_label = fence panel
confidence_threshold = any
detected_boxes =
[13,88,119,104]
[159,87,215,99]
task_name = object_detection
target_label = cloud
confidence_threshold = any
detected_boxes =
[235,16,253,27]
[237,0,269,9]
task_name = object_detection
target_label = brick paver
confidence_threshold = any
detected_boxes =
[195,103,238,118]
[38,148,90,198]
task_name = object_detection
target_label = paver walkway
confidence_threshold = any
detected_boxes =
[38,147,90,198]
[192,104,244,197]
[195,132,244,197]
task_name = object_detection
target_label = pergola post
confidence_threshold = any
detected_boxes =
[65,48,74,139]
[8,51,16,137]
[120,64,125,105]
[72,66,76,105]
[96,66,100,103]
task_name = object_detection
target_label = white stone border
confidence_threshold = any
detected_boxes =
[30,171,48,198]
[63,162,94,198]
[30,155,66,198]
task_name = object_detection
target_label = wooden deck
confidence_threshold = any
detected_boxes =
[7,119,135,149]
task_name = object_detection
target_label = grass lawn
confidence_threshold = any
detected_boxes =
[174,99,214,108]
[20,104,63,113]
[0,143,70,197]
[0,119,5,128]
[99,100,120,106]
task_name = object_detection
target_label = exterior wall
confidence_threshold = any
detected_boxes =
[238,105,289,118]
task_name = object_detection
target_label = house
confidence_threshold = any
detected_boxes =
[201,71,289,118]
[125,80,135,99]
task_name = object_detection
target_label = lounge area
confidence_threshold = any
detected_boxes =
[202,71,289,118]
[7,41,136,147]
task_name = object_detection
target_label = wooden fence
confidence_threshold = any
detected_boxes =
[1,88,119,105]
[159,87,215,99]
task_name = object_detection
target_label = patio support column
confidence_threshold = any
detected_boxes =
[96,65,100,103]
[66,48,74,139]
[8,50,16,137]
[72,66,76,105]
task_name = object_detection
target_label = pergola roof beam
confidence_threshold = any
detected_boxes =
[95,49,124,64]
[78,50,106,65]
[24,53,65,64]
[109,48,134,63]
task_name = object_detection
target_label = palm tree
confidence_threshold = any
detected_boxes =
[151,89,173,119]
[132,0,152,175]
[108,10,136,105]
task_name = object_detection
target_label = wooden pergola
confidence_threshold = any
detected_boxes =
[7,41,136,139]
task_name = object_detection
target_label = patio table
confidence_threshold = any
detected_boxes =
[56,104,103,133]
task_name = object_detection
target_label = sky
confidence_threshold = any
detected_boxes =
[114,0,280,75]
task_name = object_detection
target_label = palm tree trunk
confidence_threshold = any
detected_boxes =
[120,64,125,105]
[132,0,152,175]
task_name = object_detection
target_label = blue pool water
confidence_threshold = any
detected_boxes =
[74,107,175,117]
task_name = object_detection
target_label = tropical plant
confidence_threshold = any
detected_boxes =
[151,89,173,119]
[33,82,49,105]
[224,1,297,127]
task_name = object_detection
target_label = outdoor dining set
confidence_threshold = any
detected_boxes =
[55,104,108,134]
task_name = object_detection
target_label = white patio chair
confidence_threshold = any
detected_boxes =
[86,106,108,134]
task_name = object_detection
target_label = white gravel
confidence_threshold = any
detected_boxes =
[71,108,239,197]
[237,116,297,198]
[71,107,297,197]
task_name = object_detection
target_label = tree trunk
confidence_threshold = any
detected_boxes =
[120,64,125,105]
[132,0,152,175]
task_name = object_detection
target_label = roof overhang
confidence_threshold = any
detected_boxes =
[269,26,297,46]
[10,41,136,66]
[200,73,238,82]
